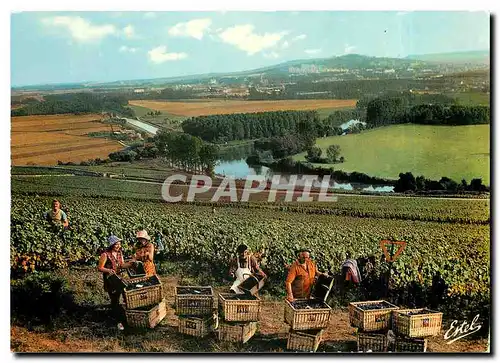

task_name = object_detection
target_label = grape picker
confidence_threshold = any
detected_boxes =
[285,249,328,302]
[229,244,266,294]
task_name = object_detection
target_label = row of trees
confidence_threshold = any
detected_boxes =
[182,110,322,143]
[395,172,488,193]
[153,131,219,175]
[366,95,490,126]
[11,93,134,117]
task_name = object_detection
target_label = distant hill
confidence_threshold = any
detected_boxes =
[13,52,489,91]
[406,50,489,65]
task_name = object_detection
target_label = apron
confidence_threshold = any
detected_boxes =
[230,256,252,294]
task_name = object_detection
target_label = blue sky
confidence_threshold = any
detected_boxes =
[11,11,490,86]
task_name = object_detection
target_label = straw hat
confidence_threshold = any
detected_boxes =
[136,230,151,241]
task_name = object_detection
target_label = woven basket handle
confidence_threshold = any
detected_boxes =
[242,273,258,283]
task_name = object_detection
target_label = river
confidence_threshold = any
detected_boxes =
[215,158,394,193]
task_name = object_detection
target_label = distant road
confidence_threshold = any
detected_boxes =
[123,118,159,135]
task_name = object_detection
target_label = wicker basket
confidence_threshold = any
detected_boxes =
[393,308,443,338]
[178,314,218,338]
[218,321,258,344]
[219,293,261,322]
[287,329,323,352]
[357,332,388,352]
[124,275,163,310]
[349,300,399,332]
[394,336,427,352]
[175,286,215,317]
[284,299,332,330]
[125,298,166,329]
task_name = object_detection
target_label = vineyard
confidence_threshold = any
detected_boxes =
[11,194,490,322]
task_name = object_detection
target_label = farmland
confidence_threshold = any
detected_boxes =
[11,114,124,166]
[293,124,490,183]
[128,99,357,117]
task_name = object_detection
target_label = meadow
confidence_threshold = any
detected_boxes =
[293,124,490,183]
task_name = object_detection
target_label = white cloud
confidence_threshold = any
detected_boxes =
[264,52,279,59]
[168,18,212,40]
[281,41,290,49]
[41,16,116,42]
[144,12,157,19]
[123,25,135,38]
[119,45,138,53]
[344,44,357,54]
[293,34,307,41]
[218,24,287,55]
[305,48,322,55]
[148,46,187,63]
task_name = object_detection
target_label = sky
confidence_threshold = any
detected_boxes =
[10,11,490,86]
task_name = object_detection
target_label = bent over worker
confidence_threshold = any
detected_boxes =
[229,244,266,294]
[285,249,327,302]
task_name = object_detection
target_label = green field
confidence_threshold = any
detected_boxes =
[293,124,490,183]
[128,104,186,130]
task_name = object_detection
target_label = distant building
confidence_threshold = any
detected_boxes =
[340,119,367,132]
[133,89,145,93]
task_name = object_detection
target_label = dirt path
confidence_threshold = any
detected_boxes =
[11,275,489,353]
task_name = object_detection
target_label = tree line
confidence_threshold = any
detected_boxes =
[181,110,321,143]
[394,172,488,193]
[366,95,490,127]
[11,93,134,117]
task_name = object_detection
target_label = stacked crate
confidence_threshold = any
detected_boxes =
[123,274,166,328]
[217,293,261,344]
[349,300,399,352]
[391,308,443,352]
[175,286,217,338]
[284,298,332,352]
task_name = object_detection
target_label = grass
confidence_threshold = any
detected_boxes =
[128,104,186,130]
[293,124,490,183]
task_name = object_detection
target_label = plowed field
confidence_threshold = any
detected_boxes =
[11,114,124,166]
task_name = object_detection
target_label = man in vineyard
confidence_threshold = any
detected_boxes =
[285,249,327,302]
[229,244,266,294]
[43,199,69,229]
